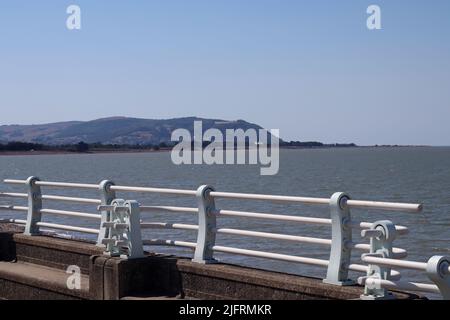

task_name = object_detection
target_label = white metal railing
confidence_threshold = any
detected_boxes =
[0,176,448,299]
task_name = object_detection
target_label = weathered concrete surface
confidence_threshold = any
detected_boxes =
[0,261,89,300]
[91,254,422,300]
[0,226,98,300]
[0,223,23,233]
[0,226,424,300]
[12,233,102,274]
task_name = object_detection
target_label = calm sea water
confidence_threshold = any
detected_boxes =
[0,147,449,296]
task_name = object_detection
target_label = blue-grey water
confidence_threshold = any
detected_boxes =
[0,147,449,297]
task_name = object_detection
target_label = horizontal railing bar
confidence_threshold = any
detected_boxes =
[3,179,28,185]
[212,245,330,267]
[110,185,196,196]
[4,179,100,189]
[140,222,198,231]
[363,256,450,275]
[35,222,99,234]
[140,206,198,213]
[354,221,409,235]
[347,199,422,212]
[40,209,101,220]
[210,191,422,212]
[362,256,428,271]
[143,239,197,248]
[215,228,332,246]
[358,277,440,294]
[216,209,332,225]
[0,192,28,198]
[41,195,101,205]
[36,181,99,189]
[348,264,368,273]
[210,191,330,205]
[0,205,28,212]
[352,244,408,259]
[0,218,27,224]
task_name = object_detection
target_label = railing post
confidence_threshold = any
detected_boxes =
[323,192,354,285]
[99,199,144,259]
[360,220,397,300]
[426,255,450,299]
[97,180,116,246]
[193,185,217,264]
[24,176,42,236]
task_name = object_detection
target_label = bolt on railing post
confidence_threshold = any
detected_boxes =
[360,220,397,300]
[323,192,354,285]
[24,176,42,236]
[97,180,116,247]
[426,255,450,300]
[193,185,217,264]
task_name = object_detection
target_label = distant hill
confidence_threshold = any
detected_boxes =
[0,117,271,145]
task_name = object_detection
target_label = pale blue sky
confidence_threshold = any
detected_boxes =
[0,1,449,145]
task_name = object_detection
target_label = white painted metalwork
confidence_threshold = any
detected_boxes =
[216,209,332,225]
[0,178,424,212]
[212,245,330,267]
[360,220,398,299]
[40,208,101,220]
[97,180,116,246]
[360,247,450,298]
[110,185,197,196]
[193,185,217,264]
[216,228,332,246]
[346,199,422,212]
[36,181,99,189]
[98,199,144,259]
[2,176,448,299]
[352,244,407,259]
[138,222,407,258]
[140,206,198,214]
[3,179,30,185]
[143,239,197,248]
[362,255,450,274]
[210,191,421,212]
[4,179,99,189]
[210,191,330,205]
[0,192,28,198]
[0,218,27,224]
[140,238,405,278]
[35,222,99,234]
[140,222,199,231]
[324,192,354,285]
[354,221,409,235]
[358,277,440,294]
[41,195,101,204]
[24,177,42,236]
[362,255,428,271]
[0,205,28,212]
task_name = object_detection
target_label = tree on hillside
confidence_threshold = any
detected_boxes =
[76,141,89,152]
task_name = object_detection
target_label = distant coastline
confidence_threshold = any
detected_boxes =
[0,149,170,156]
[0,142,433,157]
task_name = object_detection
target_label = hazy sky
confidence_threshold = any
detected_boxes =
[0,1,449,145]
